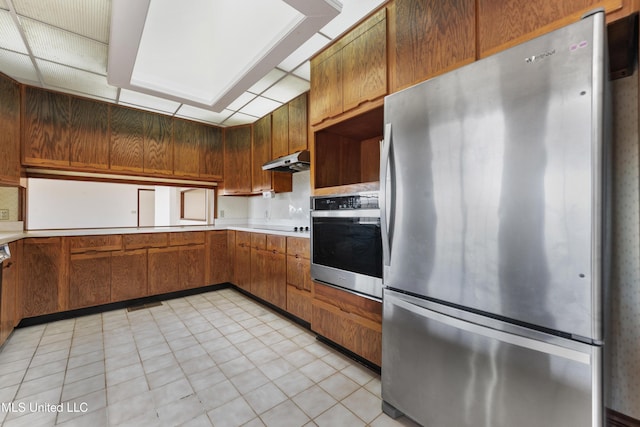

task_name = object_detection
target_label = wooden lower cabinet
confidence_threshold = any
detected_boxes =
[234,232,252,292]
[69,252,111,310]
[111,249,148,302]
[148,247,180,294]
[250,234,286,310]
[180,244,205,289]
[21,238,66,318]
[312,282,382,366]
[0,241,20,345]
[286,237,311,322]
[207,231,232,284]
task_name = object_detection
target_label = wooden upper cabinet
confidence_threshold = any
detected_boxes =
[173,119,200,177]
[310,8,386,126]
[477,0,600,57]
[390,0,476,92]
[200,124,224,180]
[310,48,343,125]
[272,92,309,158]
[252,115,272,193]
[271,104,289,159]
[342,8,387,112]
[110,105,144,172]
[0,75,21,185]
[69,97,109,170]
[223,125,252,194]
[288,92,308,153]
[23,87,70,167]
[143,112,173,175]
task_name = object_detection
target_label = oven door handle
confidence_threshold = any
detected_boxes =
[310,209,380,218]
[380,123,393,267]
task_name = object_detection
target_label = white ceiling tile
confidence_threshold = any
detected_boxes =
[279,33,331,72]
[37,59,117,100]
[22,18,107,75]
[13,0,110,43]
[0,48,38,83]
[240,96,283,118]
[247,68,287,94]
[175,104,232,126]
[262,75,309,103]
[291,62,311,81]
[0,10,28,54]
[227,91,257,112]
[320,0,385,39]
[0,0,8,10]
[118,89,180,114]
[222,111,259,127]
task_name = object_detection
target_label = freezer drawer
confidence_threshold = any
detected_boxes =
[382,290,602,427]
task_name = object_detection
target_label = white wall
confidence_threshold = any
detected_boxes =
[27,178,145,229]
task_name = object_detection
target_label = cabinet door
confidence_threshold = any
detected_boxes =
[234,232,251,292]
[23,87,70,167]
[223,126,252,194]
[264,249,286,310]
[477,0,597,57]
[252,115,272,192]
[310,49,342,125]
[271,103,289,158]
[143,112,173,175]
[21,238,64,317]
[391,0,476,92]
[0,242,19,344]
[148,247,180,294]
[288,93,308,154]
[69,252,111,309]
[111,249,148,302]
[200,125,224,180]
[69,97,109,170]
[0,76,21,185]
[342,9,387,112]
[180,244,205,289]
[110,105,144,172]
[173,119,200,177]
[207,231,231,285]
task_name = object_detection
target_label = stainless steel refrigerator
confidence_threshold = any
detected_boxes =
[380,10,609,427]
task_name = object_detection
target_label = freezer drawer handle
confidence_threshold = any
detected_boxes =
[387,293,591,365]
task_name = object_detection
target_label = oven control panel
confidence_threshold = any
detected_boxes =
[312,192,379,210]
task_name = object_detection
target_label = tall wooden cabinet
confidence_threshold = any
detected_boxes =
[0,75,21,185]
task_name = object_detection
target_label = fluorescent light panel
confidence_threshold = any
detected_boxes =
[109,0,341,113]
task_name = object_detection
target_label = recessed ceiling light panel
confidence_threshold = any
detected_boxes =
[108,0,341,112]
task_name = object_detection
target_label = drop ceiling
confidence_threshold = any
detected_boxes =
[0,0,386,127]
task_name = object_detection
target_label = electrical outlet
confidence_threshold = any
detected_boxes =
[0,209,9,220]
[265,210,269,219]
[220,210,225,218]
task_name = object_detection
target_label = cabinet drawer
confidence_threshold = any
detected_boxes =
[312,297,381,365]
[287,236,309,258]
[251,233,266,250]
[287,284,312,322]
[313,281,382,323]
[168,231,205,246]
[236,231,251,247]
[69,235,122,253]
[123,233,168,249]
[266,234,286,253]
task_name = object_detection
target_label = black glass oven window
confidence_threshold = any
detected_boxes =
[312,217,382,278]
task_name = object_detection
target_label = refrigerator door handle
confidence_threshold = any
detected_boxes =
[387,292,591,365]
[380,123,393,267]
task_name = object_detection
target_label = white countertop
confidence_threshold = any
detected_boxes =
[0,223,309,245]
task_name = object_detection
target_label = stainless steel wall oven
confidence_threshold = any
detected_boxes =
[310,192,382,300]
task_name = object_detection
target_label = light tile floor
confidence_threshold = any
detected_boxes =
[0,288,419,427]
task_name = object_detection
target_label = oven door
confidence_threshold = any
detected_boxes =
[311,209,383,299]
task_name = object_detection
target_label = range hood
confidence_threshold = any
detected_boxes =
[262,150,311,173]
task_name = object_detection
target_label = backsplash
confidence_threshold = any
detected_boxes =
[216,171,311,227]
